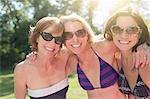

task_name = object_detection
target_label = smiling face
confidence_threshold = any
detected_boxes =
[64,21,88,54]
[112,16,141,52]
[37,24,62,57]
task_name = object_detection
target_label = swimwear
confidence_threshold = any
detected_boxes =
[28,78,69,99]
[77,48,119,90]
[118,68,150,98]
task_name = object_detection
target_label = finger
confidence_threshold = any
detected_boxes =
[146,48,150,65]
[141,56,147,68]
[33,51,37,55]
[26,54,29,59]
[26,52,32,59]
[141,49,146,68]
[135,50,140,68]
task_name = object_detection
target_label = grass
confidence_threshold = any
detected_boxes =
[0,71,87,99]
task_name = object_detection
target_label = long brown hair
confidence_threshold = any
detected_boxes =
[103,10,150,51]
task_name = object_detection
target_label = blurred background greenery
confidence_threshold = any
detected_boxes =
[0,0,150,98]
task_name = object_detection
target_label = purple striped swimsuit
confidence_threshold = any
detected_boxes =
[77,49,119,90]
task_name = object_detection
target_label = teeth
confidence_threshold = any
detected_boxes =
[119,40,129,44]
[45,47,54,52]
[71,44,80,48]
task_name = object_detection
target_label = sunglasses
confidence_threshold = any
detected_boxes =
[111,25,141,35]
[63,29,87,40]
[40,32,63,45]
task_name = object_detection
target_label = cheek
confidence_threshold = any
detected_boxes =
[132,37,139,45]
[64,40,71,48]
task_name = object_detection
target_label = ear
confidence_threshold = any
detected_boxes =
[36,36,40,43]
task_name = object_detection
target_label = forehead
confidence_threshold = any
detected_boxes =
[43,24,63,35]
[116,16,138,27]
[64,21,83,32]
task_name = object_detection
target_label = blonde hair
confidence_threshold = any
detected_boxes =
[60,14,95,44]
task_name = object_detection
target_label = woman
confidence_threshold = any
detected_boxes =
[103,10,150,99]
[14,17,70,99]
[26,15,149,99]
[60,15,126,99]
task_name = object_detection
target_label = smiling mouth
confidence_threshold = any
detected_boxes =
[71,44,81,48]
[119,40,130,44]
[45,47,54,52]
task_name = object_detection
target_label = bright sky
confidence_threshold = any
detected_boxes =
[92,0,150,30]
[93,0,116,30]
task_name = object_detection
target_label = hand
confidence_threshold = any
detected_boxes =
[26,51,37,61]
[135,43,150,68]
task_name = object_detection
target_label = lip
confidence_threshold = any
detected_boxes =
[119,40,130,44]
[45,47,55,52]
[71,44,81,48]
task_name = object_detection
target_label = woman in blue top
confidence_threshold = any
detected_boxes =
[103,8,150,99]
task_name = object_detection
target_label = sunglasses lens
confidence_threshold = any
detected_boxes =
[63,32,73,40]
[111,25,140,35]
[55,37,63,45]
[126,26,139,34]
[111,26,123,34]
[76,29,86,37]
[41,32,53,41]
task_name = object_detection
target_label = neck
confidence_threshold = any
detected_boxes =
[120,50,135,69]
[76,44,92,62]
[36,52,55,69]
[120,50,132,58]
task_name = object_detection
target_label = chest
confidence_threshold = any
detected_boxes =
[26,62,66,89]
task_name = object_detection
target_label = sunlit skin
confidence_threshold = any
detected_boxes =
[64,21,89,55]
[64,21,126,99]
[113,16,150,99]
[23,16,150,99]
[14,23,70,99]
[37,26,62,58]
[112,16,140,52]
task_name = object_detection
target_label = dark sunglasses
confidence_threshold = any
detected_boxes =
[40,32,63,45]
[63,29,87,40]
[111,25,141,35]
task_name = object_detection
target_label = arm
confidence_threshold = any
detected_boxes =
[14,63,27,99]
[135,43,150,68]
[102,40,150,68]
[128,95,136,99]
[65,54,78,75]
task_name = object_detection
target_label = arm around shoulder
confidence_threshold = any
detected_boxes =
[65,54,78,75]
[14,62,27,99]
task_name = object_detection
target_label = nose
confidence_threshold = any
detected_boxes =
[72,34,78,42]
[120,30,129,38]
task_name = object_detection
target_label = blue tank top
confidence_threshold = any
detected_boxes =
[77,48,119,90]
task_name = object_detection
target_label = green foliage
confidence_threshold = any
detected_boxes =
[0,0,150,71]
[0,0,91,70]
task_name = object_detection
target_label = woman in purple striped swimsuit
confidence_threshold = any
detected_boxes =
[23,15,149,99]
[60,15,149,99]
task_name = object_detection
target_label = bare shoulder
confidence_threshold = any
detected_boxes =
[14,61,29,75]
[92,39,117,54]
